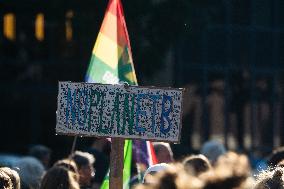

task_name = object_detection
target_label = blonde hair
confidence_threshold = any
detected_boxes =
[0,169,12,189]
[0,167,20,189]
[254,167,284,189]
[200,152,254,189]
[136,164,204,189]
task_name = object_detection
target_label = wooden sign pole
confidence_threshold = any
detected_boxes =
[109,138,125,189]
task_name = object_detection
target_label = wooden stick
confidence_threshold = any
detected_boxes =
[109,138,125,189]
[67,136,78,171]
[70,136,78,155]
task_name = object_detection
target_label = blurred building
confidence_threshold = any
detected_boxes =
[174,0,284,155]
[0,0,108,158]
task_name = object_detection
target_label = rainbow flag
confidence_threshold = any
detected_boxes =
[85,0,157,188]
[85,0,137,85]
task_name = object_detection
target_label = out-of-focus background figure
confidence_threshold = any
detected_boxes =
[40,166,80,189]
[153,142,174,164]
[200,140,226,165]
[86,138,110,187]
[15,156,45,189]
[71,151,95,189]
[28,145,52,169]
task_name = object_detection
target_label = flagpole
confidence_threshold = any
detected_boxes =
[69,136,78,157]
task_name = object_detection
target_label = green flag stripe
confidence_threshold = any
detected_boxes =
[123,140,132,188]
[87,54,118,82]
[118,61,135,76]
[117,48,136,85]
[88,54,136,85]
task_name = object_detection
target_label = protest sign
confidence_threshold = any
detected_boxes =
[56,81,184,143]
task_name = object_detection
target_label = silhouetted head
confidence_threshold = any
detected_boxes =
[71,151,95,187]
[40,166,79,189]
[182,154,212,176]
[29,145,51,169]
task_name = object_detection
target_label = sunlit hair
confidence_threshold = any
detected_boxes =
[70,151,95,169]
[0,169,12,189]
[254,167,284,189]
[215,151,251,177]
[0,167,20,189]
[200,151,254,189]
[40,166,79,189]
[267,146,284,167]
[136,163,204,189]
[53,158,79,181]
[182,154,212,176]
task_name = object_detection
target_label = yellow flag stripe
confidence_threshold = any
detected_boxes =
[92,32,124,69]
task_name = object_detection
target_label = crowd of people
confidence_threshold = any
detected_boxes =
[1,140,284,189]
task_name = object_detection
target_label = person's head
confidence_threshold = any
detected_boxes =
[0,167,20,189]
[54,158,79,181]
[267,147,284,167]
[28,145,51,169]
[0,169,12,189]
[40,166,79,189]
[254,167,284,189]
[54,159,78,174]
[138,164,204,189]
[201,140,226,165]
[15,156,45,189]
[182,154,212,176]
[278,160,284,168]
[200,152,254,189]
[214,151,252,182]
[153,142,174,163]
[71,151,95,186]
[142,163,171,184]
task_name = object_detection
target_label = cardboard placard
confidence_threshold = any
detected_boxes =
[56,82,184,142]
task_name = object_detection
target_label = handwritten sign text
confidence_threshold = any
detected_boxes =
[56,82,183,142]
